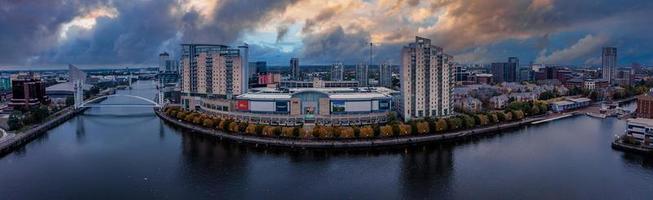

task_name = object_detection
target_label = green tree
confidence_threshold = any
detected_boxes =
[461,115,475,129]
[65,96,75,107]
[7,111,23,131]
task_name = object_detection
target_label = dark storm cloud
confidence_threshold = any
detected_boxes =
[0,0,301,66]
[300,25,401,64]
[0,0,108,64]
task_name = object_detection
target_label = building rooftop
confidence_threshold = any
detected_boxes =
[628,118,653,126]
[238,87,397,101]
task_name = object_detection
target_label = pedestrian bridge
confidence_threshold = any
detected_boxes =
[80,94,161,108]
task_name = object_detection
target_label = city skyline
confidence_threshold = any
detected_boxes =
[1,0,653,67]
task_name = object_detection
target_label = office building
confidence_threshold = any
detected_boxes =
[290,58,300,81]
[400,36,453,121]
[9,73,50,109]
[637,90,653,119]
[331,62,344,81]
[180,43,248,109]
[356,63,369,87]
[602,47,617,84]
[159,52,169,72]
[379,62,392,88]
[491,57,518,83]
[518,67,533,82]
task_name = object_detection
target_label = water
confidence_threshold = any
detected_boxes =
[1,81,652,199]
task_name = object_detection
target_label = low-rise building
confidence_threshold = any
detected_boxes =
[624,118,653,147]
[489,95,509,109]
[455,97,483,113]
[549,98,591,112]
[194,87,396,126]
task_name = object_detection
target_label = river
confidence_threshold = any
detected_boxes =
[1,81,652,199]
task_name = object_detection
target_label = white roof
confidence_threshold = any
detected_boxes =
[238,87,395,100]
[628,118,653,126]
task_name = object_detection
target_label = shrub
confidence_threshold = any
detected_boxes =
[359,126,375,138]
[416,121,430,135]
[337,127,355,139]
[281,127,295,138]
[398,124,411,136]
[380,125,393,137]
[245,124,257,135]
[435,118,448,132]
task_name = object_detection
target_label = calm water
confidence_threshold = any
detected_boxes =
[1,82,652,199]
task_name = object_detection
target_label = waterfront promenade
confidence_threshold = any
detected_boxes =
[0,107,80,155]
[156,108,573,149]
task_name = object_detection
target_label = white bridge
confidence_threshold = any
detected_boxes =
[80,94,161,108]
[70,64,165,110]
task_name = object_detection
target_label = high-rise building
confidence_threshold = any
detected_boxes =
[9,73,49,109]
[491,57,518,83]
[290,58,300,81]
[518,67,533,82]
[356,63,369,87]
[379,62,392,88]
[400,36,453,121]
[159,52,169,72]
[331,62,344,81]
[180,43,248,104]
[637,90,653,119]
[602,47,617,84]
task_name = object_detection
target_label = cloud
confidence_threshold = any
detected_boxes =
[535,34,609,64]
[2,0,653,66]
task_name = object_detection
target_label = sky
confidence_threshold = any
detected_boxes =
[1,0,653,67]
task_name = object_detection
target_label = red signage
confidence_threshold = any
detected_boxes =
[236,100,249,111]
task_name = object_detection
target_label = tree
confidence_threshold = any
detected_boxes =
[262,126,278,137]
[380,125,393,137]
[202,118,214,128]
[496,112,506,122]
[416,121,430,134]
[461,115,475,129]
[245,124,257,135]
[528,105,540,116]
[539,91,556,100]
[65,96,75,107]
[488,113,499,124]
[435,119,448,132]
[504,112,513,121]
[298,128,313,139]
[8,111,23,131]
[447,117,463,130]
[476,114,489,126]
[398,124,411,136]
[337,127,355,139]
[318,126,335,139]
[281,127,295,138]
[359,126,374,138]
[512,110,525,120]
[228,121,239,133]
